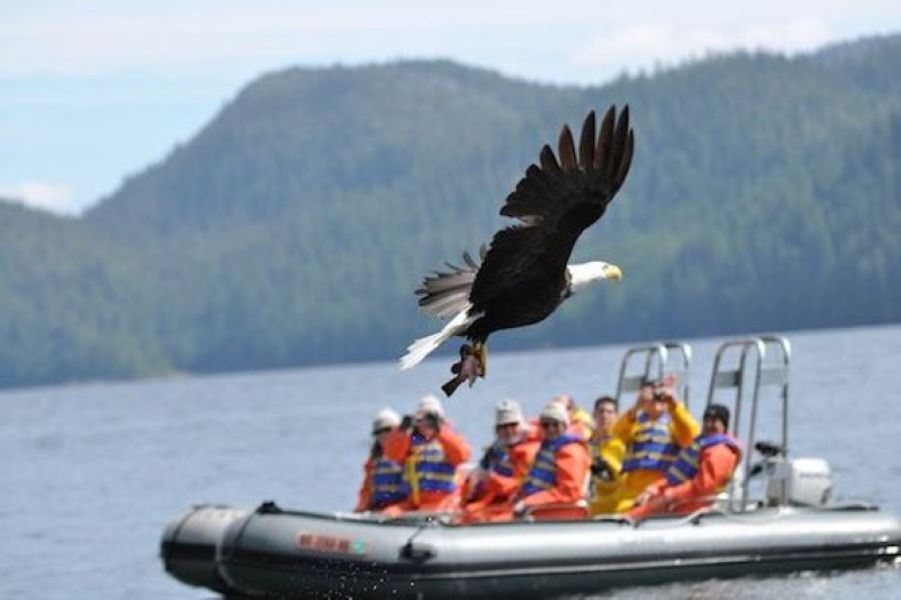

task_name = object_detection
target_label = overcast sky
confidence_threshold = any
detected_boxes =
[2,1,900,215]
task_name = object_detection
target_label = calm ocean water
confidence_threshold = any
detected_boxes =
[1,325,900,598]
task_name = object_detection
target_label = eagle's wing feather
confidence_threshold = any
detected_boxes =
[498,106,632,228]
[470,106,634,308]
[416,250,480,319]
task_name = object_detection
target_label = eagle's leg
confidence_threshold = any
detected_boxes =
[472,341,487,378]
[441,343,487,396]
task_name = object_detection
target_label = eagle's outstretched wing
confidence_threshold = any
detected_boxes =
[469,106,633,308]
[416,246,487,319]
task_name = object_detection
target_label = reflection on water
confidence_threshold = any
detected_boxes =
[1,324,900,598]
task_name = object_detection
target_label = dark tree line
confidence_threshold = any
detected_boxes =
[1,35,899,388]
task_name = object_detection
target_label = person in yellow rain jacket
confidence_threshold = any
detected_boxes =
[613,381,699,512]
[587,396,625,515]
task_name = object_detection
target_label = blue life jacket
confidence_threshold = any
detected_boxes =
[370,457,408,507]
[665,433,741,486]
[521,434,582,497]
[408,433,457,494]
[487,444,515,478]
[621,411,679,473]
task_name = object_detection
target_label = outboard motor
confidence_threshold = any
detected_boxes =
[766,458,833,507]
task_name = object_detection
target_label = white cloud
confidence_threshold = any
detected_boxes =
[4,1,893,80]
[1,1,899,216]
[0,180,80,216]
[571,20,834,74]
[0,2,590,78]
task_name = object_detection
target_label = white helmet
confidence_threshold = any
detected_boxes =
[539,401,570,427]
[495,399,524,427]
[372,407,401,434]
[416,394,445,418]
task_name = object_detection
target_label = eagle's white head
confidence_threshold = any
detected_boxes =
[566,261,622,296]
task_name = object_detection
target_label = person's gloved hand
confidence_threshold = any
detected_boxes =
[590,458,612,481]
[400,415,414,432]
[423,412,442,432]
[656,388,676,409]
[513,500,527,518]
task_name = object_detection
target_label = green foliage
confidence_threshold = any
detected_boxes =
[1,36,899,388]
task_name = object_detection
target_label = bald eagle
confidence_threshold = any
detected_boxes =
[400,106,634,395]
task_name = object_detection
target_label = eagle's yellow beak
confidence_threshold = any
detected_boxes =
[603,264,623,281]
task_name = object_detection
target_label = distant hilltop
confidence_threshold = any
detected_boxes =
[1,33,899,389]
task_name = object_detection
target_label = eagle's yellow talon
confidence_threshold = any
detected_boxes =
[477,343,488,377]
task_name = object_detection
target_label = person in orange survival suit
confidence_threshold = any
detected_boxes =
[550,393,594,441]
[507,401,591,521]
[460,399,540,523]
[523,394,591,444]
[613,380,699,512]
[629,403,741,519]
[354,408,409,513]
[382,395,471,515]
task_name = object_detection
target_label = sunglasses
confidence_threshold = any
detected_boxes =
[495,423,518,431]
[539,421,559,429]
[372,427,392,435]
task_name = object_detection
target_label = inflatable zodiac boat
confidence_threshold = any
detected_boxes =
[160,337,901,598]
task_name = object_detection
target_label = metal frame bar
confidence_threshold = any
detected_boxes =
[705,335,791,510]
[758,335,791,452]
[615,342,693,407]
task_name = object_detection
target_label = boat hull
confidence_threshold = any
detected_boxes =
[161,503,901,599]
[160,505,248,593]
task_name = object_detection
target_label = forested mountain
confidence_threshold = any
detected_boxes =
[2,34,899,388]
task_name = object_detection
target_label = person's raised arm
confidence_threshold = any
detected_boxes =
[665,394,700,447]
[612,404,639,442]
[382,428,412,463]
[437,426,471,465]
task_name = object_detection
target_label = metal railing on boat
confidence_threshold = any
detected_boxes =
[615,341,693,407]
[705,335,791,510]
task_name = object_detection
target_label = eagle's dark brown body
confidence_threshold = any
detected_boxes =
[402,106,635,395]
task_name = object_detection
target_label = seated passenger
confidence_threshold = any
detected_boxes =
[509,402,590,520]
[461,400,540,523]
[587,395,626,515]
[613,381,699,512]
[629,403,741,519]
[382,395,471,514]
[354,408,408,513]
[551,393,594,440]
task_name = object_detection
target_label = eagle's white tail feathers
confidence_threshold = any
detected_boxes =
[399,304,481,370]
